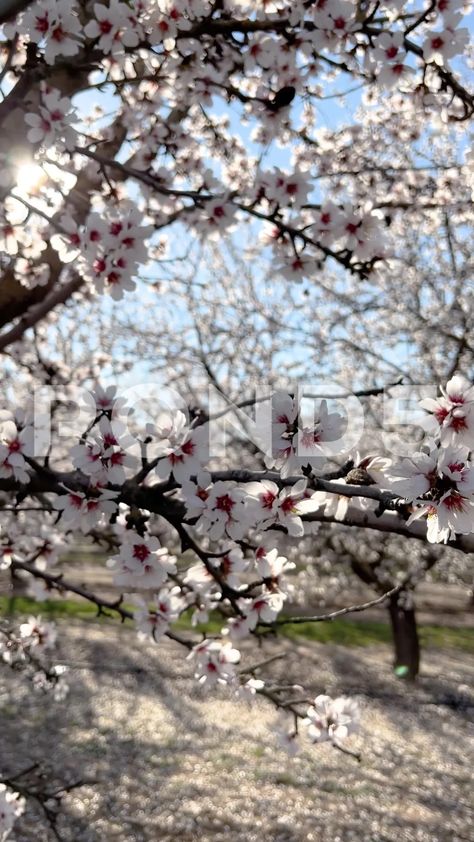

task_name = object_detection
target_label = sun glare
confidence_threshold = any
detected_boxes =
[15,161,47,195]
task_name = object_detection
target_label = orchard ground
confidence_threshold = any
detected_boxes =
[0,587,473,842]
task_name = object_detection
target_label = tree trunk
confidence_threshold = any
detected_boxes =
[388,591,420,680]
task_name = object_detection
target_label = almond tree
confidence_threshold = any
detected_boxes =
[0,0,473,834]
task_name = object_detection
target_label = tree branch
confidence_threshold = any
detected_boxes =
[274,584,403,626]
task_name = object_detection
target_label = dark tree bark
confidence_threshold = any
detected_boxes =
[387,590,420,680]
[350,559,421,680]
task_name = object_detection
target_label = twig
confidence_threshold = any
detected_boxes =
[274,584,402,627]
[11,560,194,650]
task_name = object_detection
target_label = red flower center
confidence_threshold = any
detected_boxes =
[106,271,120,285]
[280,496,296,513]
[261,490,276,509]
[51,25,66,42]
[93,257,106,274]
[215,494,234,514]
[449,415,467,432]
[133,544,150,562]
[69,494,83,509]
[434,406,449,423]
[35,14,49,33]
[447,462,464,473]
[442,493,465,512]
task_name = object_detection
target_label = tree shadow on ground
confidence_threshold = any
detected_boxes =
[1,622,473,842]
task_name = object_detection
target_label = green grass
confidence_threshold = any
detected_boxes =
[1,596,473,652]
[419,624,474,653]
[0,595,100,620]
[282,617,393,647]
[282,616,474,653]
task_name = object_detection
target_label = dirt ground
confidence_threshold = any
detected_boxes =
[1,621,473,842]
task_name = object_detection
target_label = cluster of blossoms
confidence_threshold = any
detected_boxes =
[187,642,360,753]
[56,485,118,532]
[45,379,462,706]
[255,168,311,210]
[24,85,78,152]
[0,616,68,699]
[5,0,468,69]
[70,416,138,484]
[0,511,63,577]
[304,694,360,744]
[308,202,389,261]
[189,197,238,241]
[275,693,360,756]
[3,0,82,64]
[51,207,152,299]
[0,416,34,485]
[258,175,389,257]
[422,10,469,65]
[257,190,390,280]
[107,532,177,589]
[127,588,183,641]
[381,376,474,543]
[266,392,346,476]
[188,638,241,686]
[149,410,208,483]
[180,472,324,542]
[367,31,412,88]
